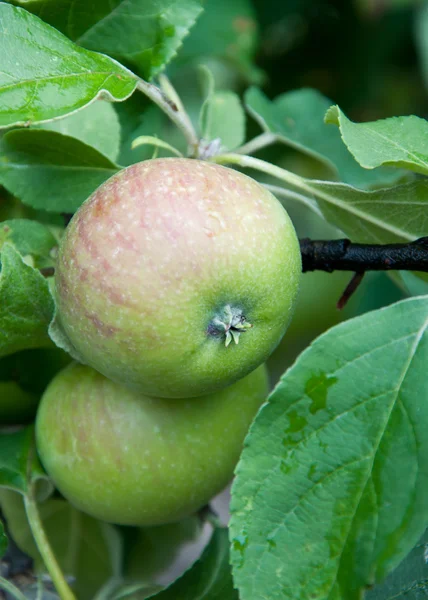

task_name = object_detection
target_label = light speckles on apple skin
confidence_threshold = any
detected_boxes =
[55,158,301,398]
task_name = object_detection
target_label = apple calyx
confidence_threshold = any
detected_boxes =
[210,305,253,347]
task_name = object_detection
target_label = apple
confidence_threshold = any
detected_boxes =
[54,158,301,398]
[35,361,268,526]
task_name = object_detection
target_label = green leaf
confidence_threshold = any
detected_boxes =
[306,178,428,243]
[0,3,137,128]
[366,529,428,599]
[0,427,50,495]
[245,87,403,188]
[178,0,263,84]
[0,129,119,213]
[37,100,122,162]
[0,244,54,358]
[147,527,238,599]
[0,490,121,600]
[325,105,428,177]
[0,219,58,269]
[201,91,245,150]
[7,0,204,81]
[78,0,204,80]
[230,296,428,600]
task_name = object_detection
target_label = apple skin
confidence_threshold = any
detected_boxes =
[55,158,301,398]
[35,362,268,526]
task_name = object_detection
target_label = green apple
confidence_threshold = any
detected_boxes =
[54,158,301,398]
[35,361,268,526]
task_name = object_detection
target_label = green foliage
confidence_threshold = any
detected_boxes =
[245,87,403,188]
[0,244,54,358]
[0,347,70,424]
[414,2,428,92]
[37,101,122,162]
[147,528,238,599]
[123,517,201,584]
[178,0,262,83]
[0,3,137,128]
[201,90,246,150]
[6,0,204,80]
[326,106,428,176]
[366,529,428,599]
[230,296,428,599]
[309,179,428,243]
[0,521,6,559]
[0,427,50,495]
[0,219,58,268]
[0,130,119,212]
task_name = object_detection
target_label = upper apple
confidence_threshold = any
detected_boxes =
[54,158,301,397]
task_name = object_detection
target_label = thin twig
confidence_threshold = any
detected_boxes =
[136,79,199,156]
[337,272,365,310]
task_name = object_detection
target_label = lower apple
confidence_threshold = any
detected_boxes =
[35,362,268,526]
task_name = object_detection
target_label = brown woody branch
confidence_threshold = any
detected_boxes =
[300,237,428,274]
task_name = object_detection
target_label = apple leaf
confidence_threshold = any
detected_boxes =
[0,244,54,358]
[146,527,238,599]
[201,90,246,151]
[0,490,121,600]
[245,87,403,189]
[0,3,137,128]
[325,105,428,177]
[0,427,50,495]
[0,129,119,213]
[0,219,58,269]
[366,529,428,599]
[230,296,428,600]
[77,0,204,81]
[303,178,428,243]
[37,101,122,163]
[6,0,204,81]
